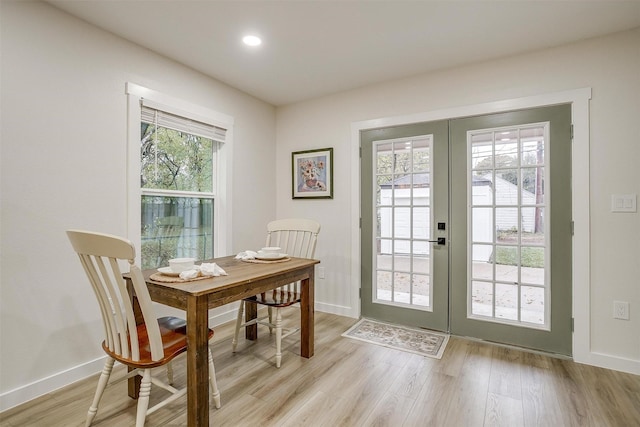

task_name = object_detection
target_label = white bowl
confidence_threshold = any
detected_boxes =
[168,257,196,273]
[260,246,281,255]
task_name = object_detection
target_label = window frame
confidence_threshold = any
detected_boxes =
[126,82,234,265]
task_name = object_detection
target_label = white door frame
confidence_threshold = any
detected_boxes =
[351,88,592,364]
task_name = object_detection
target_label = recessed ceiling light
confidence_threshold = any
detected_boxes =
[243,35,262,47]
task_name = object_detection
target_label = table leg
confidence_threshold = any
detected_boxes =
[300,268,315,358]
[245,300,258,340]
[186,295,210,427]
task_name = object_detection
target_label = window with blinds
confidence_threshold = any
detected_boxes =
[139,101,225,269]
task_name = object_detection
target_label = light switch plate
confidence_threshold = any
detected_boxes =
[611,194,637,213]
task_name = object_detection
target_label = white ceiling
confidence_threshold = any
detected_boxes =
[47,1,640,106]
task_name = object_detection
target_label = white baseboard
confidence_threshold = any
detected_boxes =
[0,308,239,413]
[315,301,358,318]
[0,355,106,413]
[575,351,640,375]
[208,306,239,328]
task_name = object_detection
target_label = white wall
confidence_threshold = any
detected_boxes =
[1,0,638,413]
[276,28,640,373]
[0,1,276,410]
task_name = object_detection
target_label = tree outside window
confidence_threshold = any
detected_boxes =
[140,117,217,269]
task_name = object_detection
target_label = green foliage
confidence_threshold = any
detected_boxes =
[140,124,214,192]
[141,236,179,270]
[376,147,430,175]
[495,245,544,268]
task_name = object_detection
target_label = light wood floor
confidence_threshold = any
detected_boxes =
[2,311,639,426]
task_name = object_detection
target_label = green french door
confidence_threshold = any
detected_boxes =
[360,120,449,332]
[449,105,572,355]
[360,105,573,355]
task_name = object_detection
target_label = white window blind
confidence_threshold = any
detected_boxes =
[141,101,227,143]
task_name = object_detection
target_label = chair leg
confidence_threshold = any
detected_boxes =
[207,348,221,409]
[135,369,152,427]
[166,362,174,385]
[275,308,282,368]
[85,357,115,427]
[268,307,274,335]
[232,300,244,352]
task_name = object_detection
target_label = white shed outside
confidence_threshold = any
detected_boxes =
[379,174,537,261]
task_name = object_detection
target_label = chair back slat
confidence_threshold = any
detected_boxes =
[78,253,118,352]
[266,218,320,259]
[99,255,130,358]
[266,219,320,296]
[67,230,164,362]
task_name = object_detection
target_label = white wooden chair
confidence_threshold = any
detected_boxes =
[231,218,320,368]
[66,230,221,427]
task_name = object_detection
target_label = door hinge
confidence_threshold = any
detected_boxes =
[359,146,362,158]
[571,317,575,332]
[359,288,362,299]
[359,217,362,229]
[570,124,574,140]
[570,221,575,236]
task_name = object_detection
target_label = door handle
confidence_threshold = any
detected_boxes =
[428,237,446,245]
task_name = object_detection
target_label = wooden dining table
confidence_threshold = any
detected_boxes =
[125,255,320,426]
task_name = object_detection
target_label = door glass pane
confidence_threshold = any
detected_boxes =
[376,143,394,174]
[472,176,494,206]
[495,246,518,283]
[413,242,430,273]
[521,286,545,324]
[377,207,392,238]
[413,207,429,239]
[412,274,430,306]
[521,246,545,285]
[373,136,434,311]
[376,175,393,205]
[467,123,550,328]
[471,244,493,280]
[413,173,430,206]
[495,169,519,205]
[393,240,411,260]
[393,142,411,174]
[379,238,392,255]
[413,138,430,172]
[470,133,493,169]
[394,272,411,303]
[495,208,518,244]
[472,208,493,242]
[394,207,411,238]
[377,270,392,302]
[521,127,545,166]
[472,281,493,317]
[522,167,544,205]
[494,131,518,168]
[495,283,518,320]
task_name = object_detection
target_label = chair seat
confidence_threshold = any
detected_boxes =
[246,291,300,307]
[102,316,214,369]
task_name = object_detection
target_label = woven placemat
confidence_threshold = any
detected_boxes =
[149,272,212,283]
[241,257,291,264]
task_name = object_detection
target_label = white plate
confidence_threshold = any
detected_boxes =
[255,253,288,261]
[157,267,180,276]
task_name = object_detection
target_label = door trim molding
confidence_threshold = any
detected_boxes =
[351,88,594,365]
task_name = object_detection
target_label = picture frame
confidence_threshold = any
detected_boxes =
[292,147,333,199]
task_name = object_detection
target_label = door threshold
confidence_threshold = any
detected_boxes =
[454,334,573,360]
